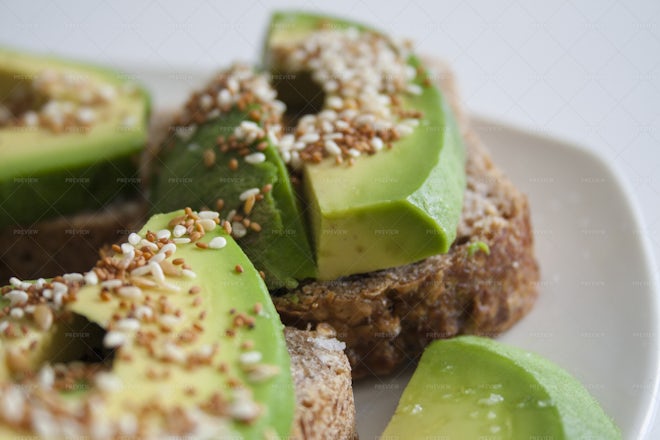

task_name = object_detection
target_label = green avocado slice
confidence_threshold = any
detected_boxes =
[150,105,317,289]
[0,210,294,438]
[263,12,467,280]
[0,47,150,228]
[382,336,621,439]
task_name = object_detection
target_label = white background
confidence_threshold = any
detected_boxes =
[1,0,659,437]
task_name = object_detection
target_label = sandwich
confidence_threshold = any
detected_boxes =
[148,11,539,378]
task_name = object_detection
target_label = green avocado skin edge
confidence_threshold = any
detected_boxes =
[382,336,621,440]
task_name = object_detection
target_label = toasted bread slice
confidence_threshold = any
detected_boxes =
[273,61,540,378]
[286,326,356,440]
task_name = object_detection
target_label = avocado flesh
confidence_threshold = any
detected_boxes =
[382,336,621,440]
[264,13,466,279]
[151,109,317,289]
[0,48,150,228]
[0,211,295,438]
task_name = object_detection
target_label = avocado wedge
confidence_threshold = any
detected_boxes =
[0,48,150,228]
[263,12,466,279]
[382,336,621,439]
[0,209,294,438]
[150,65,317,289]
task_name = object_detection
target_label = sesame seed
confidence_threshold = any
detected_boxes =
[182,269,197,279]
[198,210,220,220]
[173,238,192,244]
[208,237,227,249]
[239,188,260,201]
[197,218,216,232]
[149,262,165,283]
[156,229,172,240]
[117,286,142,300]
[6,290,28,307]
[128,232,141,246]
[244,152,266,164]
[63,272,84,283]
[159,242,177,255]
[33,305,53,331]
[130,265,151,277]
[10,308,24,319]
[172,224,187,238]
[103,331,127,348]
[116,318,141,332]
[234,264,244,274]
[149,252,166,264]
[231,222,247,238]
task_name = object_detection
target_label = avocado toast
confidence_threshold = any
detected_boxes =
[148,12,539,378]
[0,49,150,283]
[0,208,355,438]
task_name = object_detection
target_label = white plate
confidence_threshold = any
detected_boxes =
[354,116,660,439]
[138,69,660,439]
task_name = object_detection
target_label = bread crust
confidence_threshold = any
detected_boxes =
[273,63,540,378]
[286,326,357,440]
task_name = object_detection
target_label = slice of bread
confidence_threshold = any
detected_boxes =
[286,326,356,440]
[273,61,540,378]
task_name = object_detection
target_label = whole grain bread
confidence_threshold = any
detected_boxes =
[273,61,540,378]
[286,326,356,440]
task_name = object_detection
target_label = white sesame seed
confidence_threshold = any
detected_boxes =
[2,385,25,423]
[149,262,165,283]
[162,342,186,363]
[53,291,65,307]
[128,233,141,246]
[134,305,153,321]
[239,351,263,365]
[244,152,266,164]
[9,308,24,319]
[208,237,227,249]
[198,210,220,220]
[348,148,361,158]
[62,272,84,283]
[23,111,39,127]
[101,279,123,289]
[103,331,126,349]
[0,321,8,333]
[199,94,213,109]
[159,281,181,292]
[173,238,191,244]
[239,188,260,201]
[371,137,384,151]
[130,265,151,277]
[95,372,123,392]
[182,269,197,279]
[159,242,177,255]
[407,83,423,95]
[41,289,52,299]
[324,139,342,156]
[217,89,232,108]
[36,278,45,289]
[232,222,247,238]
[197,218,216,232]
[6,290,28,307]
[158,314,180,331]
[117,286,142,300]
[38,365,55,389]
[173,224,187,238]
[76,107,96,124]
[327,96,343,109]
[9,277,22,288]
[140,239,159,251]
[52,282,67,295]
[299,132,320,144]
[149,252,166,264]
[116,318,141,332]
[120,243,134,256]
[156,229,171,240]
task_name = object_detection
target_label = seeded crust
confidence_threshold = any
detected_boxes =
[0,200,146,284]
[286,326,357,440]
[273,61,540,378]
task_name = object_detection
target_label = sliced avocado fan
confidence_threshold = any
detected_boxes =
[0,209,294,439]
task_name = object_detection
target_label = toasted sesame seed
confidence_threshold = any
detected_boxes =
[234,265,244,274]
[228,158,239,171]
[33,305,53,331]
[195,242,209,249]
[203,149,216,168]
